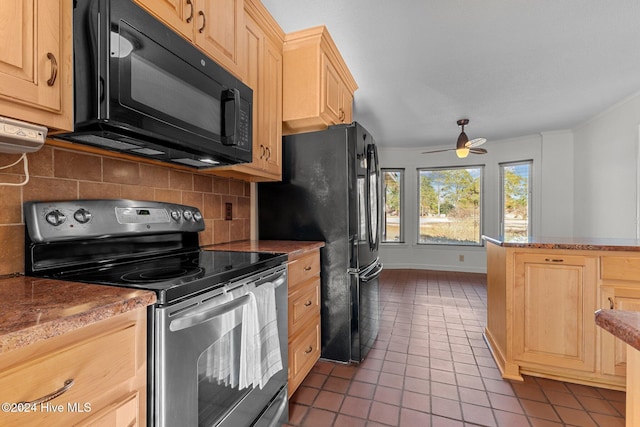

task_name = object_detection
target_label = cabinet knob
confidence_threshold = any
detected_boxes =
[339,108,345,122]
[265,146,271,161]
[303,265,312,271]
[304,300,312,307]
[608,297,615,310]
[304,346,313,354]
[198,11,206,33]
[46,52,58,86]
[185,0,194,23]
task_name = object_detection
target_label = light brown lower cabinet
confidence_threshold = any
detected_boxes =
[486,243,640,390]
[0,308,147,426]
[287,249,321,397]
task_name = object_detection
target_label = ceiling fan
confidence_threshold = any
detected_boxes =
[422,119,487,158]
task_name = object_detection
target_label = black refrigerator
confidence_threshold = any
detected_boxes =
[258,122,382,363]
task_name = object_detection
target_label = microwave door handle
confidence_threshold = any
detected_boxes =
[221,88,240,146]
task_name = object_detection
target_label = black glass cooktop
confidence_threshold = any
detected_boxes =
[51,250,287,304]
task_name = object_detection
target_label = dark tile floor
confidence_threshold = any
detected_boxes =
[285,269,626,427]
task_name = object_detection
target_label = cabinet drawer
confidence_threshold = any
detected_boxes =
[601,256,640,282]
[289,278,320,337]
[0,324,136,427]
[289,318,320,395]
[288,250,320,288]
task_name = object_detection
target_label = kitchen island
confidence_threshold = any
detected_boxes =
[484,235,640,391]
[595,309,640,426]
[0,275,155,426]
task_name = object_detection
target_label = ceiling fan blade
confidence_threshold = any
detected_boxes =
[470,147,488,154]
[421,148,456,154]
[465,137,487,148]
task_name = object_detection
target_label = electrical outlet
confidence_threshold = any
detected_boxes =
[225,203,232,220]
[459,255,464,262]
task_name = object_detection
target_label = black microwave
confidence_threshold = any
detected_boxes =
[56,0,252,168]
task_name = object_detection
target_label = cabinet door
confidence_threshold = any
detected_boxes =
[321,54,345,124]
[134,0,194,40]
[0,0,70,129]
[260,34,282,176]
[513,253,597,372]
[194,0,243,76]
[600,286,640,377]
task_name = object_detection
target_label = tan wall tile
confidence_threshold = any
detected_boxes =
[0,183,22,224]
[139,164,169,188]
[199,220,214,246]
[0,225,24,275]
[229,179,245,196]
[213,219,230,244]
[79,181,122,199]
[182,192,204,211]
[103,158,140,184]
[154,188,182,204]
[236,196,250,219]
[213,177,230,194]
[169,170,193,191]
[23,177,77,202]
[203,194,222,220]
[28,146,54,177]
[54,150,102,181]
[0,153,26,175]
[194,174,213,193]
[229,219,244,241]
[120,185,155,201]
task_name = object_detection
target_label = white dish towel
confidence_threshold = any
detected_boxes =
[239,281,283,389]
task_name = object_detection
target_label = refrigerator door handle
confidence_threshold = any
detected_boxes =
[360,262,383,282]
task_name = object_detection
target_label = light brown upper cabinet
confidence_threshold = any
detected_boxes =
[0,0,72,131]
[215,0,284,182]
[134,0,244,77]
[282,26,358,135]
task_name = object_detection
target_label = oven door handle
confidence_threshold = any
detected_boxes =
[169,294,250,332]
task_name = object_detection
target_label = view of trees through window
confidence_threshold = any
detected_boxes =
[418,167,482,245]
[501,161,531,241]
[382,169,403,242]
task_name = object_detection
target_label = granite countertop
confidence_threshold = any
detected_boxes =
[595,309,640,351]
[0,275,156,354]
[482,235,640,252]
[205,240,325,259]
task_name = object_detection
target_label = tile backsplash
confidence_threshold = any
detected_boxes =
[0,144,251,276]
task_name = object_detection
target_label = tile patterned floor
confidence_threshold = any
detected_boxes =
[285,269,626,427]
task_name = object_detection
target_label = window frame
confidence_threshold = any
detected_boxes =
[499,160,533,240]
[381,168,405,244]
[416,165,484,247]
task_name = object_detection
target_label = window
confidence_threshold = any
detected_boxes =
[500,161,532,241]
[382,169,404,243]
[418,166,483,245]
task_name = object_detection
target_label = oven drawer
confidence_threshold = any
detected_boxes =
[288,316,320,396]
[289,278,320,337]
[0,319,139,427]
[288,251,321,290]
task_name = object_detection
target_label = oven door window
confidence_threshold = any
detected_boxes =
[196,301,249,426]
[113,22,224,140]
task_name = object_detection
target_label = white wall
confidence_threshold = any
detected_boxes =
[377,122,576,273]
[573,93,640,238]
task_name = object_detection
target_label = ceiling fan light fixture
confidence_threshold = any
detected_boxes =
[456,128,470,158]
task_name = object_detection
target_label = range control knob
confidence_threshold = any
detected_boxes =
[193,211,203,222]
[45,210,66,226]
[73,208,92,224]
[183,210,194,222]
[171,210,181,222]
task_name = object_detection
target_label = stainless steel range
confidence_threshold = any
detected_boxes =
[24,199,289,427]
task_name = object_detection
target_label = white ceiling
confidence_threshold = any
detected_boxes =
[261,0,640,149]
